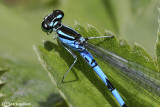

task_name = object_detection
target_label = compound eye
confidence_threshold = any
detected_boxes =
[42,21,52,31]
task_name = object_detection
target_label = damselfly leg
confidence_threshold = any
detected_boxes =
[61,44,77,83]
[61,35,114,82]
[85,35,114,41]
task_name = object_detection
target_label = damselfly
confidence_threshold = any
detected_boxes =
[41,10,159,107]
[41,10,126,107]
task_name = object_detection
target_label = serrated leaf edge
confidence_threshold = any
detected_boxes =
[33,45,72,107]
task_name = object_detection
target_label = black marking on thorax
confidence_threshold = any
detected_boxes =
[59,25,82,40]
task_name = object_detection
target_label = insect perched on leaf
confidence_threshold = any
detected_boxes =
[41,10,160,107]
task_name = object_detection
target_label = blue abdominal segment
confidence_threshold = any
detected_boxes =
[80,50,126,107]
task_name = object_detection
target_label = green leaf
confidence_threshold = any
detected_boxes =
[34,23,160,107]
[0,56,66,106]
[75,23,157,71]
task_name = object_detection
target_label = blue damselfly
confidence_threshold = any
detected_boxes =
[41,10,160,106]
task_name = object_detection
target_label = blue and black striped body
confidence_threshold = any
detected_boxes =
[41,10,127,107]
[57,25,85,51]
[56,24,126,107]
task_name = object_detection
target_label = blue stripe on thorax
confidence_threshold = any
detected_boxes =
[57,30,75,39]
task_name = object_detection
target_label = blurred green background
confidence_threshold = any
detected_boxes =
[0,0,160,59]
[0,0,160,106]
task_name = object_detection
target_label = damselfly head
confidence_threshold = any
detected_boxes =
[41,10,64,34]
